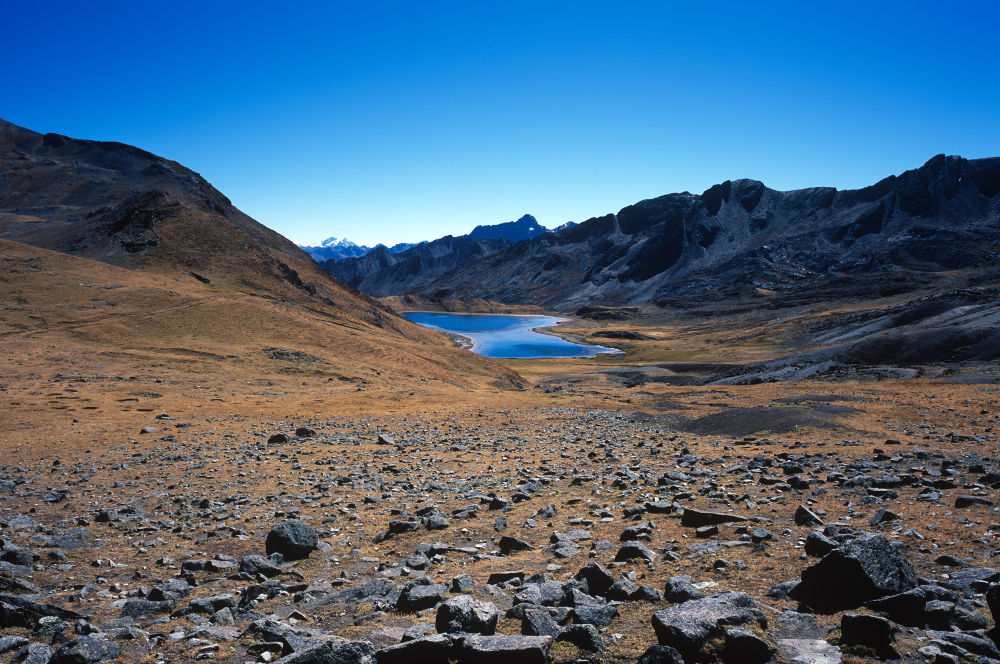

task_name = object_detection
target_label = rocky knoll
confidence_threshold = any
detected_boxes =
[0,118,391,317]
[324,155,1000,309]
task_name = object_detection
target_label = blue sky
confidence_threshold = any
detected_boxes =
[4,1,998,246]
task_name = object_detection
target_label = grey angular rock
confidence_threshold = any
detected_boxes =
[498,536,534,555]
[556,624,603,652]
[574,563,614,597]
[266,520,319,561]
[50,634,121,664]
[573,603,618,627]
[120,599,173,619]
[794,505,824,527]
[804,530,837,557]
[790,533,917,612]
[240,554,283,577]
[0,636,30,655]
[614,540,655,563]
[521,608,559,637]
[375,634,453,664]
[0,593,83,629]
[435,595,499,635]
[987,582,999,623]
[13,643,55,664]
[397,583,447,612]
[458,635,552,664]
[864,585,958,626]
[274,640,375,664]
[723,626,773,664]
[681,508,748,528]
[651,592,767,663]
[638,645,685,664]
[663,575,702,603]
[840,613,895,656]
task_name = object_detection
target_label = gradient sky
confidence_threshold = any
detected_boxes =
[4,1,999,246]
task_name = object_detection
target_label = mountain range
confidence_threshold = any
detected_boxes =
[300,214,560,263]
[299,237,421,263]
[323,155,1000,309]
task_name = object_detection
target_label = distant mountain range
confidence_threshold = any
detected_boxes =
[323,155,1000,309]
[300,214,573,263]
[299,237,422,262]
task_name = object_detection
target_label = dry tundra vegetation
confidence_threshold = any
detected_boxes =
[1,238,999,664]
[1,118,999,663]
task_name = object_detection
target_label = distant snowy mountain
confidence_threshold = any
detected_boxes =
[299,237,371,262]
[303,213,561,264]
[299,237,425,262]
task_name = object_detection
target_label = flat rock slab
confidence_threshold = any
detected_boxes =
[776,638,842,664]
[459,635,552,664]
[680,508,748,528]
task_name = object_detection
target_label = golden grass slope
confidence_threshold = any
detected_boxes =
[0,237,524,401]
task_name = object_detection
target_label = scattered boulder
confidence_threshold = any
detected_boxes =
[839,613,896,658]
[681,508,748,528]
[790,533,917,612]
[556,624,604,652]
[275,640,375,664]
[435,595,499,635]
[397,583,448,612]
[458,635,552,664]
[375,634,453,664]
[794,505,824,527]
[637,645,685,664]
[574,563,614,597]
[651,592,767,662]
[50,634,121,664]
[498,536,534,555]
[266,520,319,561]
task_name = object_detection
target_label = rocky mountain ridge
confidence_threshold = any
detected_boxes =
[324,155,1000,309]
[313,214,556,277]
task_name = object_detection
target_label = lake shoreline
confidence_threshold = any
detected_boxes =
[402,311,619,359]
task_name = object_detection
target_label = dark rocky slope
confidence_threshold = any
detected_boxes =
[325,155,1000,309]
[0,118,418,331]
[323,235,511,297]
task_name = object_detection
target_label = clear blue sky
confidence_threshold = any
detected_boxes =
[4,1,998,246]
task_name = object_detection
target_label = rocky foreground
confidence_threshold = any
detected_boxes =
[0,395,998,664]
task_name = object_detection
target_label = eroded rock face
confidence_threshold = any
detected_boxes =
[790,532,917,612]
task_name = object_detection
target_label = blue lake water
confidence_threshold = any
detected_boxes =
[402,312,621,359]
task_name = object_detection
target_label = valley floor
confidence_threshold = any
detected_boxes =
[1,313,998,663]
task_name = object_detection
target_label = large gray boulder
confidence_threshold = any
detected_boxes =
[266,520,319,560]
[790,532,917,612]
[375,634,453,664]
[435,595,499,635]
[50,634,121,664]
[651,592,767,663]
[458,635,552,664]
[274,641,375,664]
